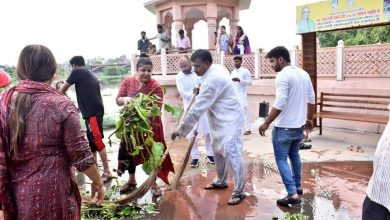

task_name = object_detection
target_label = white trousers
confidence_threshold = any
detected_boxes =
[190,133,213,159]
[242,106,251,131]
[213,137,245,196]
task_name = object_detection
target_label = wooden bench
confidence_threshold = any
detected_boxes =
[314,92,390,135]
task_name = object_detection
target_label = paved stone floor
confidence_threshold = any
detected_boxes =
[97,126,381,220]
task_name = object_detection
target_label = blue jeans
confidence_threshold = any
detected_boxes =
[272,126,304,196]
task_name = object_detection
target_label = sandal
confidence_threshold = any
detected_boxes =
[204,183,228,190]
[119,183,137,194]
[151,186,162,197]
[101,173,114,183]
[299,143,312,150]
[228,194,246,205]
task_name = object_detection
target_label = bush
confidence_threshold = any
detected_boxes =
[103,66,128,76]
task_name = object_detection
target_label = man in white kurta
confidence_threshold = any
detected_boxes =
[231,56,252,135]
[176,56,214,167]
[172,49,246,205]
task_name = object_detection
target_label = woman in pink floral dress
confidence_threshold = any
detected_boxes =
[0,45,105,220]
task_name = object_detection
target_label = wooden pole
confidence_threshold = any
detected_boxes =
[301,32,317,125]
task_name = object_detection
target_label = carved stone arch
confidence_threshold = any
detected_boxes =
[163,11,173,30]
[217,6,233,20]
[183,7,206,20]
[160,11,173,49]
[216,6,233,33]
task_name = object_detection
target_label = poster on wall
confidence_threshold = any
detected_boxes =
[296,0,390,34]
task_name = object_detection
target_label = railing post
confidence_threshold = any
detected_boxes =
[220,51,225,67]
[254,49,260,79]
[258,48,264,79]
[290,45,299,67]
[239,45,244,55]
[130,54,136,75]
[161,48,167,76]
[336,40,345,81]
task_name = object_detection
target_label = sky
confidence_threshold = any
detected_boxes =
[0,0,319,66]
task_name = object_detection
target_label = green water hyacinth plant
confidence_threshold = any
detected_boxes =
[109,89,182,175]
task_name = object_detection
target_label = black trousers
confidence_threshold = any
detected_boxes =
[362,196,390,220]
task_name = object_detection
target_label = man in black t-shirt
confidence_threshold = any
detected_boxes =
[60,56,113,182]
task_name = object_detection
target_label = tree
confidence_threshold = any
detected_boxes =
[317,26,390,47]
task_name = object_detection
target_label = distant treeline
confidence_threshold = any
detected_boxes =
[318,26,390,47]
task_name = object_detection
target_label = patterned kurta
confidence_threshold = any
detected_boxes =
[116,76,174,184]
[0,81,95,220]
[232,34,251,55]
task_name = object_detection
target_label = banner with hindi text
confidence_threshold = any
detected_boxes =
[296,0,390,34]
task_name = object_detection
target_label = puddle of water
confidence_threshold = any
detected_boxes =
[144,161,370,220]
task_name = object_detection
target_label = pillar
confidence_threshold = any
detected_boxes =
[290,45,299,67]
[302,33,317,91]
[207,17,217,50]
[206,2,217,51]
[220,51,225,67]
[301,33,317,121]
[336,40,345,81]
[184,20,195,45]
[161,48,167,76]
[174,19,184,39]
[230,19,239,39]
[254,49,260,79]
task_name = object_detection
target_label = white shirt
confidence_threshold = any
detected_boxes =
[156,32,169,50]
[367,104,390,212]
[231,67,252,107]
[178,64,243,154]
[273,65,315,128]
[176,70,199,107]
[176,70,210,135]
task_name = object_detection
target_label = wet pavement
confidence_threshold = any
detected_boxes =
[81,86,381,219]
[85,129,378,220]
[144,160,371,220]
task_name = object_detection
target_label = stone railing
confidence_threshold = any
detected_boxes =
[344,44,390,78]
[128,42,390,80]
[317,47,337,78]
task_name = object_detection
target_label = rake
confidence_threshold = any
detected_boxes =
[113,91,198,204]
